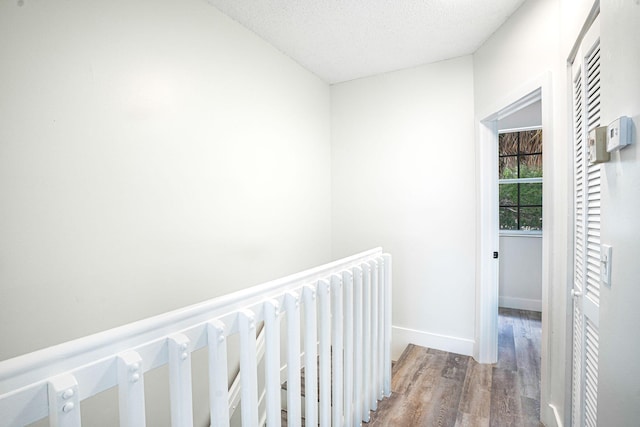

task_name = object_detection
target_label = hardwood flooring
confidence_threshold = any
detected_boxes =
[366,308,542,427]
[282,308,541,426]
[492,308,542,427]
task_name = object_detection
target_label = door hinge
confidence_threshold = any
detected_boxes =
[493,251,499,259]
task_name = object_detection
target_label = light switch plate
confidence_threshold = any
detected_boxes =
[601,244,612,287]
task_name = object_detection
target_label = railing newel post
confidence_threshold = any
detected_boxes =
[331,274,344,426]
[264,300,282,427]
[285,292,302,425]
[343,269,355,427]
[318,279,332,427]
[352,265,364,425]
[207,320,230,427]
[376,256,385,400]
[383,253,393,397]
[361,261,373,421]
[117,351,146,427]
[48,374,81,427]
[238,310,259,427]
[368,259,379,411]
[168,333,194,427]
[303,284,319,427]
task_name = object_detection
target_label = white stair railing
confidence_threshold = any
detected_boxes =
[0,248,392,427]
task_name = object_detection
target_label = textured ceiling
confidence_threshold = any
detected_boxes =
[206,0,526,84]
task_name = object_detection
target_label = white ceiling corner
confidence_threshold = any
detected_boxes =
[206,0,527,84]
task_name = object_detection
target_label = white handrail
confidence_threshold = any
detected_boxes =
[0,248,391,427]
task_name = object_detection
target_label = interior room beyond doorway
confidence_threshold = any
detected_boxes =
[497,100,543,313]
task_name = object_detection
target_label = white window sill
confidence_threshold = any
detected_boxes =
[499,231,542,238]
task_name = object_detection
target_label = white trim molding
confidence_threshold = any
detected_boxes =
[549,403,564,427]
[391,326,475,361]
[499,125,543,134]
[500,231,543,238]
[476,69,554,419]
[499,296,542,312]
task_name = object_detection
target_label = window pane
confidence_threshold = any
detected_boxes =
[520,154,542,178]
[520,207,543,230]
[499,156,518,179]
[520,182,542,206]
[497,129,543,233]
[499,133,518,155]
[520,130,542,154]
[499,184,518,206]
[500,207,518,230]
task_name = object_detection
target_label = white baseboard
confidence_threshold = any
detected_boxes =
[499,296,542,312]
[547,403,564,427]
[392,326,475,360]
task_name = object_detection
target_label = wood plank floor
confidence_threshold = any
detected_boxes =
[366,308,542,427]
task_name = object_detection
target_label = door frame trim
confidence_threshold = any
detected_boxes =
[475,71,553,417]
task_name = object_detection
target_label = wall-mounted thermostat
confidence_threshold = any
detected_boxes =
[607,116,632,152]
[588,126,609,164]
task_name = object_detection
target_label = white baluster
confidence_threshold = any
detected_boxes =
[361,262,372,421]
[48,374,81,427]
[377,257,385,400]
[343,270,354,427]
[331,273,344,427]
[368,260,378,410]
[382,254,393,397]
[352,266,364,426]
[168,334,194,427]
[118,351,146,427]
[303,285,318,427]
[238,310,259,427]
[264,300,282,427]
[285,292,302,425]
[317,279,331,427]
[207,320,230,427]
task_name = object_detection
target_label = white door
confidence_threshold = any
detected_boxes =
[571,15,601,427]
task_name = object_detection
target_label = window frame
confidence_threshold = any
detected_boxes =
[498,126,543,236]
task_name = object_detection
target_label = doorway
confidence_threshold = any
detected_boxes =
[475,73,553,420]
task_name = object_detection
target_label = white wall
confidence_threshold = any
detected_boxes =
[499,236,543,311]
[0,0,331,425]
[473,1,560,119]
[331,56,476,359]
[473,0,566,425]
[598,0,640,425]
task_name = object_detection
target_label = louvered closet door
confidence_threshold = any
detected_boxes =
[571,15,601,427]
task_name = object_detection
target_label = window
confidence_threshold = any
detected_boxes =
[498,128,542,232]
